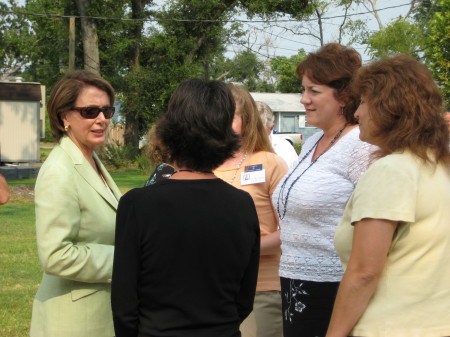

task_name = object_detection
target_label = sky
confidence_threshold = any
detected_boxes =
[3,0,412,63]
[222,0,412,62]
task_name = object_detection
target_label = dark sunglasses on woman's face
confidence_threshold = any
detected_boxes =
[71,106,115,119]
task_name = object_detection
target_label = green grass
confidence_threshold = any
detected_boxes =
[0,203,40,337]
[7,179,36,187]
[0,168,148,336]
[110,168,149,193]
[40,142,56,162]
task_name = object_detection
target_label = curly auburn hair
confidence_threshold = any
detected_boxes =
[296,43,362,125]
[353,54,449,166]
[145,124,170,166]
[47,70,115,142]
[226,83,273,154]
[151,79,240,171]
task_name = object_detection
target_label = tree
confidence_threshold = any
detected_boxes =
[424,0,450,105]
[226,50,265,90]
[118,0,238,147]
[243,0,310,18]
[0,0,37,79]
[121,0,153,148]
[21,0,74,87]
[118,0,311,146]
[364,19,424,59]
[270,50,306,93]
[2,0,312,146]
[74,0,100,74]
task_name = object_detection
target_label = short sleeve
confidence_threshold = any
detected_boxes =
[350,158,417,224]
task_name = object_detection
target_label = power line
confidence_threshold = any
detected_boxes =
[0,3,413,23]
[242,22,321,48]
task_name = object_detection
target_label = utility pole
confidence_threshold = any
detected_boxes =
[69,17,75,72]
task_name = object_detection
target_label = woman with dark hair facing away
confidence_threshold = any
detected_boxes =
[111,79,261,337]
[30,70,121,336]
[326,55,450,337]
[214,83,288,337]
[272,43,374,337]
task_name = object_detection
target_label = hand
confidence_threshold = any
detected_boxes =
[0,174,10,205]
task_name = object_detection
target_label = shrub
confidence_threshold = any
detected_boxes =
[98,141,139,168]
[293,143,302,154]
[135,153,154,176]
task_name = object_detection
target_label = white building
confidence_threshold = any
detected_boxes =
[250,92,319,144]
[0,81,45,163]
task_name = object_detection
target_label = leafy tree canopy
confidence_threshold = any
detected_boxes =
[365,19,424,59]
[270,50,306,93]
[423,0,450,105]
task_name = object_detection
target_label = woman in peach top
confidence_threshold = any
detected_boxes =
[215,83,288,337]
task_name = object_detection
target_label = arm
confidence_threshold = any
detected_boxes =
[326,218,397,337]
[260,153,287,255]
[260,230,280,255]
[35,157,114,283]
[0,174,9,205]
[111,192,140,337]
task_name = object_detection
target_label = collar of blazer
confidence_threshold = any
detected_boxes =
[59,136,122,210]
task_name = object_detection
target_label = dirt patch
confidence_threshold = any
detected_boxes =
[10,184,35,202]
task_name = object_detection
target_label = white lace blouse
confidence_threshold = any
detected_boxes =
[273,126,374,282]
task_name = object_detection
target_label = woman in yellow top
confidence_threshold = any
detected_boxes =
[327,55,450,337]
[214,83,288,337]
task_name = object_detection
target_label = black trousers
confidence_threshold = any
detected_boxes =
[280,277,339,337]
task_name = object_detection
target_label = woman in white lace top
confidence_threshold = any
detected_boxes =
[272,43,374,337]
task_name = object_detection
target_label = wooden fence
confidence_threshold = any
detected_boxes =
[106,124,125,145]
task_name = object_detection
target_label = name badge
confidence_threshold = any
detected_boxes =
[241,164,265,185]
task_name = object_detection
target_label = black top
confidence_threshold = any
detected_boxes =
[112,178,260,337]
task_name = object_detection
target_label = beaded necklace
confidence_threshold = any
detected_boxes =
[276,124,348,220]
[229,152,248,185]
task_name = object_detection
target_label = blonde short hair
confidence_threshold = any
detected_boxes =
[255,101,275,131]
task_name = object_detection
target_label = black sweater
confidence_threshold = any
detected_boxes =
[112,178,260,337]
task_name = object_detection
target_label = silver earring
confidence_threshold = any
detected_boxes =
[340,107,345,115]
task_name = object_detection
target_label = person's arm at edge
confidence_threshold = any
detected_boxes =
[0,174,10,205]
[325,218,397,337]
[111,192,140,337]
[260,230,280,255]
[260,153,287,255]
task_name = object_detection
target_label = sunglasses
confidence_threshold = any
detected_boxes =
[71,106,115,119]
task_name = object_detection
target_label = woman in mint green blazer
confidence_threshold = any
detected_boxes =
[30,70,121,337]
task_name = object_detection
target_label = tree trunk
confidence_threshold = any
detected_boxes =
[75,0,100,74]
[124,105,140,147]
[364,0,384,29]
[315,8,324,46]
[338,4,351,44]
[123,0,149,148]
